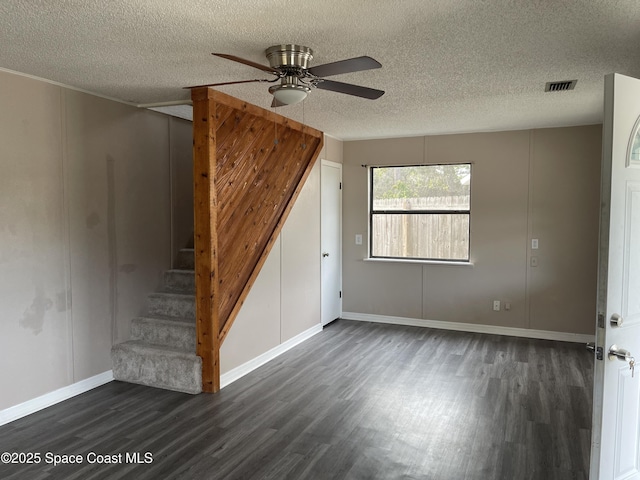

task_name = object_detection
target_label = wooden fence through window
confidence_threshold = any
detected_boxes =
[371,196,470,260]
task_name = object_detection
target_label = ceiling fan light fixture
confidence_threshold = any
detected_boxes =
[269,84,310,106]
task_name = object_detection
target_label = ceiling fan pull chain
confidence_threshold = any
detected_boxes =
[302,100,306,150]
[274,114,278,146]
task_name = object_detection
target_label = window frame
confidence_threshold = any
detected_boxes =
[368,163,472,263]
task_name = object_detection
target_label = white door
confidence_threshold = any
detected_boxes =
[590,73,640,479]
[321,160,342,326]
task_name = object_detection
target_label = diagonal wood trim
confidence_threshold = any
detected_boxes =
[219,133,323,343]
[191,88,324,391]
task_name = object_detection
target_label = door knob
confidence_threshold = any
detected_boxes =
[322,252,330,257]
[609,345,635,377]
[610,313,623,327]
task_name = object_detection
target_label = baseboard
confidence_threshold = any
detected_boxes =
[221,323,323,389]
[341,312,595,344]
[0,370,114,427]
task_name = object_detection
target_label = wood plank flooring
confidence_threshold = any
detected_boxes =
[0,320,593,479]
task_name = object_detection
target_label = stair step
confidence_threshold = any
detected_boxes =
[111,341,201,394]
[148,292,195,319]
[131,316,195,351]
[164,269,195,293]
[175,248,194,270]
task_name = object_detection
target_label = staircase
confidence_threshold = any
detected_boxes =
[111,248,202,394]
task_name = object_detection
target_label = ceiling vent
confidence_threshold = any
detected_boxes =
[545,80,577,92]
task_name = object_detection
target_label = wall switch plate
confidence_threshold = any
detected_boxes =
[532,238,539,249]
[504,302,511,311]
[493,300,501,311]
[355,234,363,245]
[530,256,538,267]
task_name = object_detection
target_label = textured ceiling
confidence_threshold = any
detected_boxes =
[1,0,639,140]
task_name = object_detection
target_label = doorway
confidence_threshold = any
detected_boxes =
[321,160,342,326]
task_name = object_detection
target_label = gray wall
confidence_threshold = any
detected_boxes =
[0,67,343,413]
[0,70,189,411]
[343,126,601,335]
[170,118,195,258]
[4,61,597,412]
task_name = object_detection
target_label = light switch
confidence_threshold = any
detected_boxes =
[532,238,539,249]
[530,256,538,267]
[355,234,363,245]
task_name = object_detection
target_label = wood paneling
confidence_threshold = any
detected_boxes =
[191,88,324,391]
[191,88,220,393]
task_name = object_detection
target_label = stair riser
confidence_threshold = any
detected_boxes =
[148,295,195,319]
[131,319,195,351]
[175,249,194,270]
[112,346,202,394]
[164,271,195,293]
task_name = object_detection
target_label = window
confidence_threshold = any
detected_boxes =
[369,164,471,261]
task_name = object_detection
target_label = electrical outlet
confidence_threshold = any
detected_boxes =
[504,302,511,311]
[493,300,501,311]
[530,256,538,267]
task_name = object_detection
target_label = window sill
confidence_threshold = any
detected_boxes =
[363,257,474,267]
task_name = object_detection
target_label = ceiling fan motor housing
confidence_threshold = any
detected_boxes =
[265,45,314,72]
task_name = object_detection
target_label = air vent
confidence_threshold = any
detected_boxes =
[545,80,577,92]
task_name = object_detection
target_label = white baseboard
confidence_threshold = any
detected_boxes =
[221,323,323,389]
[0,370,114,427]
[341,312,595,344]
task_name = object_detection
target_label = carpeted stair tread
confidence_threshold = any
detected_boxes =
[135,314,194,324]
[147,292,195,319]
[111,341,202,394]
[114,339,194,355]
[131,316,195,351]
[163,269,195,294]
[175,248,194,270]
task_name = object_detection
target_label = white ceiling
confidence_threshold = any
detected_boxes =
[1,0,639,140]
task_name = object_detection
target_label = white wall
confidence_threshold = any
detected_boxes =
[0,70,188,411]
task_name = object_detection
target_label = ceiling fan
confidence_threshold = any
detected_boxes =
[189,44,385,107]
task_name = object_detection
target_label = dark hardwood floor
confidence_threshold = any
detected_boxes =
[0,320,593,480]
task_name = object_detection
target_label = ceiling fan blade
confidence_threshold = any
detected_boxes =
[213,53,280,74]
[307,56,381,78]
[315,79,385,99]
[185,79,267,89]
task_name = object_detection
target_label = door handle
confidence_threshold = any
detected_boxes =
[322,252,330,257]
[608,344,633,361]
